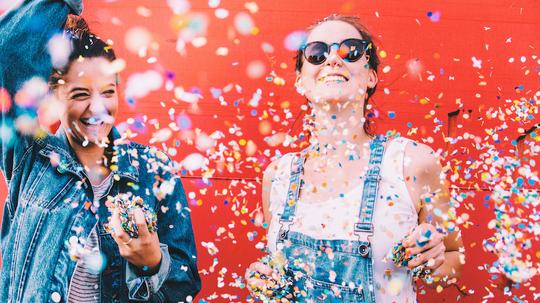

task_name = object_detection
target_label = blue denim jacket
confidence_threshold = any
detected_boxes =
[0,0,201,302]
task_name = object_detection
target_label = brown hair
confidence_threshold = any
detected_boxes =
[49,15,117,89]
[295,14,380,136]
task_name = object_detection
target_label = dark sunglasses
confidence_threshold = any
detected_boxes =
[302,38,370,65]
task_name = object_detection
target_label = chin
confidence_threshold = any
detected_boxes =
[78,129,111,146]
[310,90,355,105]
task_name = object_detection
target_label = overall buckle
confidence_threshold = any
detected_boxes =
[358,243,371,257]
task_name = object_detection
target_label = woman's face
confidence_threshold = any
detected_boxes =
[56,57,118,147]
[297,20,377,105]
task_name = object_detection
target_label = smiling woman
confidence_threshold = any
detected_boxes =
[0,0,200,302]
[245,15,464,303]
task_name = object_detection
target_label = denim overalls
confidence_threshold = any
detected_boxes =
[276,136,386,303]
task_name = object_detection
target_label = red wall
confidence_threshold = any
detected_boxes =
[1,0,539,302]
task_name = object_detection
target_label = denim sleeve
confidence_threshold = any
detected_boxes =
[0,0,82,177]
[64,0,83,14]
[125,243,172,301]
[125,176,201,302]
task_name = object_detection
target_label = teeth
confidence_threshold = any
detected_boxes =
[81,114,115,126]
[81,117,104,126]
[324,75,347,82]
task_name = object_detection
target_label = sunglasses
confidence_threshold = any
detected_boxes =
[302,38,370,65]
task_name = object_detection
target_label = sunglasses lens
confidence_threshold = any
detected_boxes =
[304,42,328,65]
[341,39,367,62]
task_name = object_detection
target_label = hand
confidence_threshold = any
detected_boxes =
[245,261,273,290]
[110,207,162,273]
[402,223,446,272]
[245,261,291,303]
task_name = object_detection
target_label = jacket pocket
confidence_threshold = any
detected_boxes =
[38,178,77,210]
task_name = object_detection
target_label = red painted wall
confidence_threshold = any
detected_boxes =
[1,0,539,302]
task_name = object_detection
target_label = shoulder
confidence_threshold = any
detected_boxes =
[126,141,149,151]
[263,152,296,182]
[261,152,295,222]
[125,141,170,162]
[401,139,445,199]
[262,152,297,192]
[400,138,441,175]
[120,141,179,177]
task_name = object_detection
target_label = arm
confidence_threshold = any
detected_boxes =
[0,0,81,97]
[0,0,84,178]
[0,0,75,177]
[0,0,81,229]
[403,142,465,287]
[123,175,201,302]
[261,158,280,224]
[244,158,282,294]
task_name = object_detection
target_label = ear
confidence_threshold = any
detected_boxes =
[294,73,306,96]
[294,73,302,88]
[367,69,378,89]
[52,85,63,99]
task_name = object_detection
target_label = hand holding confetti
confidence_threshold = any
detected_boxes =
[106,193,162,273]
[390,241,432,280]
[394,223,446,280]
[245,253,294,303]
[106,193,157,238]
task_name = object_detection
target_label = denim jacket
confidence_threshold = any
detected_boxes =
[0,0,201,302]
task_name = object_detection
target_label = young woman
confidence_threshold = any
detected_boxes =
[0,1,200,302]
[246,15,464,302]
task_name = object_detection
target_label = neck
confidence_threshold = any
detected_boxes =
[307,100,372,158]
[67,136,111,184]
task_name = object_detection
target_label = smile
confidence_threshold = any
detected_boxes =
[318,73,349,84]
[80,117,105,126]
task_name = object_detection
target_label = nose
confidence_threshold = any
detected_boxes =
[88,94,108,115]
[325,44,343,67]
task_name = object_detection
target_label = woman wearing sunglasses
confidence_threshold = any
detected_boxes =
[0,0,200,301]
[246,15,464,302]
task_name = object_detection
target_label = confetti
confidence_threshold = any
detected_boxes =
[247,253,294,303]
[181,153,207,171]
[47,34,72,69]
[426,10,441,22]
[167,0,190,14]
[125,70,163,101]
[106,193,158,238]
[246,60,266,79]
[284,30,307,51]
[124,26,153,55]
[0,87,12,113]
[234,12,255,35]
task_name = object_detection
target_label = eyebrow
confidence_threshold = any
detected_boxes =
[68,87,90,94]
[68,83,116,94]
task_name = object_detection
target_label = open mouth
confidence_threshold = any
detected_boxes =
[318,73,350,84]
[80,117,105,127]
[80,114,114,127]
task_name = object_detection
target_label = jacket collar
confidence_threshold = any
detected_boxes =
[38,126,139,182]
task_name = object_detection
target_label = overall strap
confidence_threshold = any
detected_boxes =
[277,151,306,242]
[354,135,387,247]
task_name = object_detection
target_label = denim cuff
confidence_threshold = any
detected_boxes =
[125,243,171,301]
[64,0,83,15]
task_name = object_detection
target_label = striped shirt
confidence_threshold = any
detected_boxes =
[67,173,113,303]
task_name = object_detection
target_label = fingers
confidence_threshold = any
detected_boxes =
[133,208,150,238]
[408,241,446,268]
[253,261,273,276]
[403,224,444,255]
[246,261,272,276]
[245,261,273,286]
[110,207,131,244]
[246,277,266,289]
